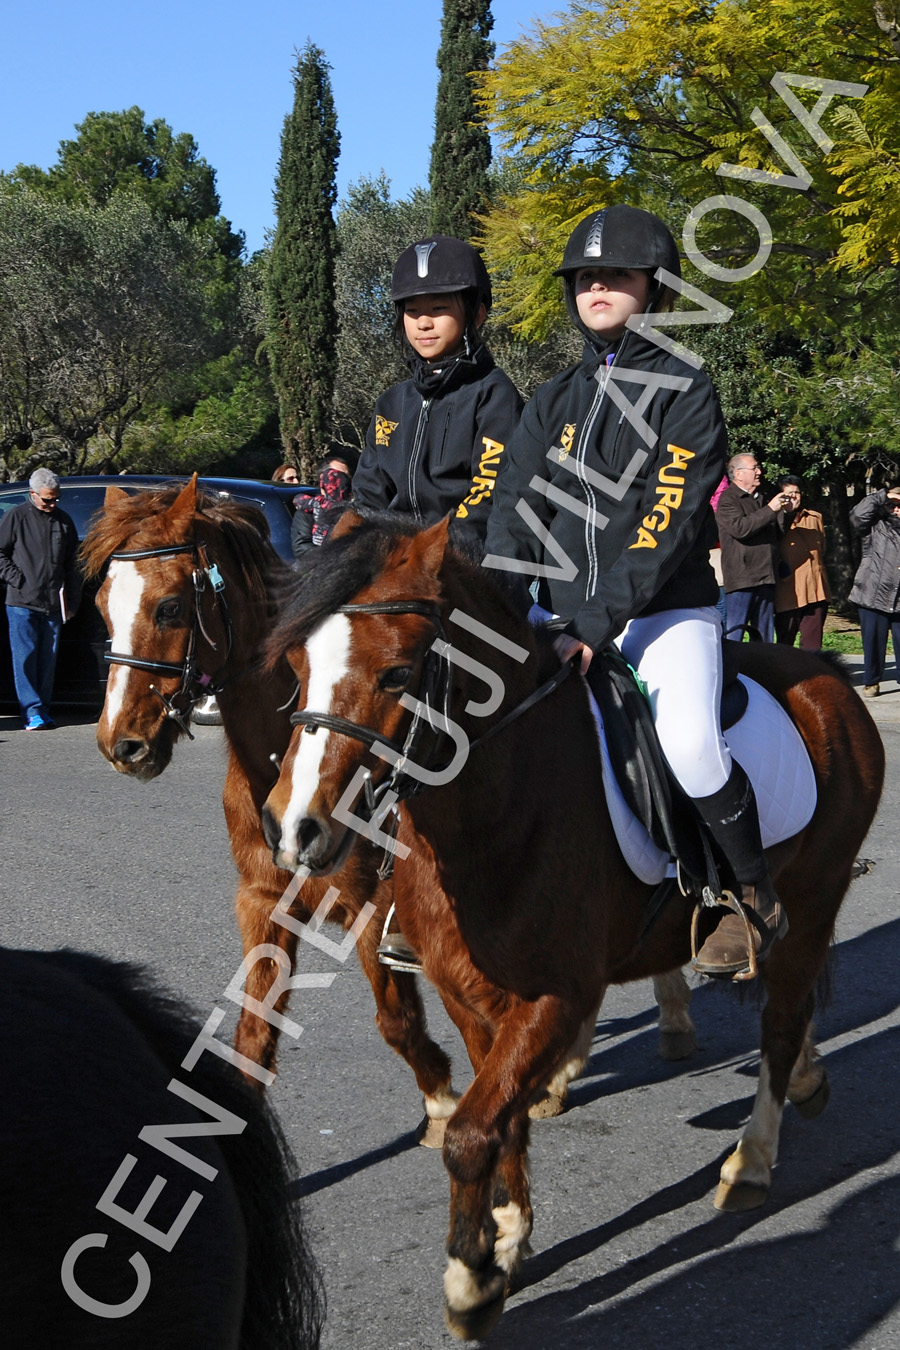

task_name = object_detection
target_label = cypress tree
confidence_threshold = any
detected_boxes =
[266,43,340,479]
[429,0,494,239]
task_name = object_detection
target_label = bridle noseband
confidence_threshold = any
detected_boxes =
[104,541,234,738]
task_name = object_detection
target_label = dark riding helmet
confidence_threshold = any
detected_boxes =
[391,235,492,309]
[554,206,681,281]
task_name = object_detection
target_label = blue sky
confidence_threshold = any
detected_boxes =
[1,1,539,256]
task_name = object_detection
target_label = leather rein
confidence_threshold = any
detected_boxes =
[104,541,235,739]
[289,599,574,864]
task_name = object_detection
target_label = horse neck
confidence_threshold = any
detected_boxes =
[208,559,294,802]
[409,564,547,829]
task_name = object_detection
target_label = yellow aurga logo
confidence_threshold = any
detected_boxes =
[375,415,398,447]
[629,444,695,549]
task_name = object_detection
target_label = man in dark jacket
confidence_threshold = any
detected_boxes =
[0,469,81,729]
[716,454,786,642]
[848,485,900,696]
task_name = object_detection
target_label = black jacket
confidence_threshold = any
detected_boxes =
[484,332,726,652]
[849,489,900,613]
[352,345,523,541]
[0,499,82,617]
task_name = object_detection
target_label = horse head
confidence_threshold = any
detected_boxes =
[261,513,465,874]
[261,512,543,878]
[83,475,283,780]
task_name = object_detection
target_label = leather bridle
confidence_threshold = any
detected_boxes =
[289,598,574,866]
[104,541,235,738]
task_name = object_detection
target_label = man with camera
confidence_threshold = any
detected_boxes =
[715,453,786,642]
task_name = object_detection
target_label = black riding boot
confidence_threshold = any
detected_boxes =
[691,761,788,979]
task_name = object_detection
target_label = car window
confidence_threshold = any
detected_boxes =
[0,490,28,520]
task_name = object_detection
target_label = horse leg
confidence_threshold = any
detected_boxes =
[529,998,602,1119]
[786,1020,830,1119]
[232,882,299,1080]
[442,995,585,1340]
[352,916,457,1147]
[654,968,696,1061]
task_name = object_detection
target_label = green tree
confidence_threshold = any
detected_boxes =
[265,44,340,480]
[4,107,243,263]
[333,175,432,444]
[476,0,900,336]
[0,190,215,478]
[430,0,495,238]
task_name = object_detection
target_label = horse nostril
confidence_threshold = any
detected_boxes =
[113,738,149,765]
[261,804,281,853]
[297,816,331,865]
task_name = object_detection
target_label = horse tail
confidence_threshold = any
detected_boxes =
[39,949,325,1350]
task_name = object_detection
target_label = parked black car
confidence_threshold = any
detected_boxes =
[0,475,307,711]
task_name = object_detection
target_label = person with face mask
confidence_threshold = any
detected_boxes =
[291,451,356,561]
[485,204,787,981]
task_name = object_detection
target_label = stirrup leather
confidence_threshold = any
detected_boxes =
[690,887,778,983]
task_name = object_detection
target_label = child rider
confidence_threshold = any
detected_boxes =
[484,204,788,980]
[352,234,523,546]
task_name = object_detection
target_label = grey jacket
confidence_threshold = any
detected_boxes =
[849,489,900,613]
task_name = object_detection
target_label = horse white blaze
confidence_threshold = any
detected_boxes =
[281,613,352,852]
[103,560,145,726]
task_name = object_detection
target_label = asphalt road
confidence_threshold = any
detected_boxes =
[2,654,899,1350]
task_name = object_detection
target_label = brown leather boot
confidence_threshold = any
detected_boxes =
[692,872,788,980]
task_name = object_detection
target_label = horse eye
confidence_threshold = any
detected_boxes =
[379,666,413,693]
[155,597,182,625]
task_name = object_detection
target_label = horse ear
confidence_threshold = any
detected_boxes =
[167,472,199,522]
[407,515,451,577]
[330,508,365,541]
[104,485,131,508]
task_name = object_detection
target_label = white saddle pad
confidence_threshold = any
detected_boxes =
[589,675,817,885]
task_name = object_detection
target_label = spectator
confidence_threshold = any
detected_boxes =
[774,476,832,649]
[848,485,900,697]
[715,453,786,642]
[0,468,82,729]
[291,453,354,560]
[272,464,300,485]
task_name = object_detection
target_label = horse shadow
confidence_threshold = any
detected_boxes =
[483,920,900,1347]
[565,914,900,1122]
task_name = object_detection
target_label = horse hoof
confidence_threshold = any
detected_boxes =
[529,1091,565,1119]
[416,1113,448,1148]
[714,1179,769,1212]
[791,1072,830,1120]
[657,1029,697,1061]
[444,1292,506,1342]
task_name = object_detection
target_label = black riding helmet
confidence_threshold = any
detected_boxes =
[391,235,492,354]
[555,206,680,343]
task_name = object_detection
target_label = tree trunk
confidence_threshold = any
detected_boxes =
[822,483,860,615]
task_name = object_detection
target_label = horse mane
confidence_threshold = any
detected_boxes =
[31,947,325,1349]
[80,486,290,613]
[267,513,422,659]
[266,511,549,678]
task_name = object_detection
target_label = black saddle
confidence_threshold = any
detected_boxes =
[586,643,748,894]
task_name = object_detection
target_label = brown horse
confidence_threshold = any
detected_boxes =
[260,511,884,1341]
[80,478,457,1136]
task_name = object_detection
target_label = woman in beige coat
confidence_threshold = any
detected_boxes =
[774,476,832,649]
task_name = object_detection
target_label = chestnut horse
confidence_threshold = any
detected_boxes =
[260,512,884,1341]
[81,479,456,1135]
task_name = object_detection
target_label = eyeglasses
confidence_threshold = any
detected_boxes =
[31,490,60,504]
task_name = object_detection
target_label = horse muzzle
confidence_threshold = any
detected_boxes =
[262,805,350,876]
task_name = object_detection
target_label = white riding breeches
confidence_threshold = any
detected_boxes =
[616,606,732,799]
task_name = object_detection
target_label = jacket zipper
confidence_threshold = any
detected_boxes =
[407,398,431,519]
[575,358,616,602]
